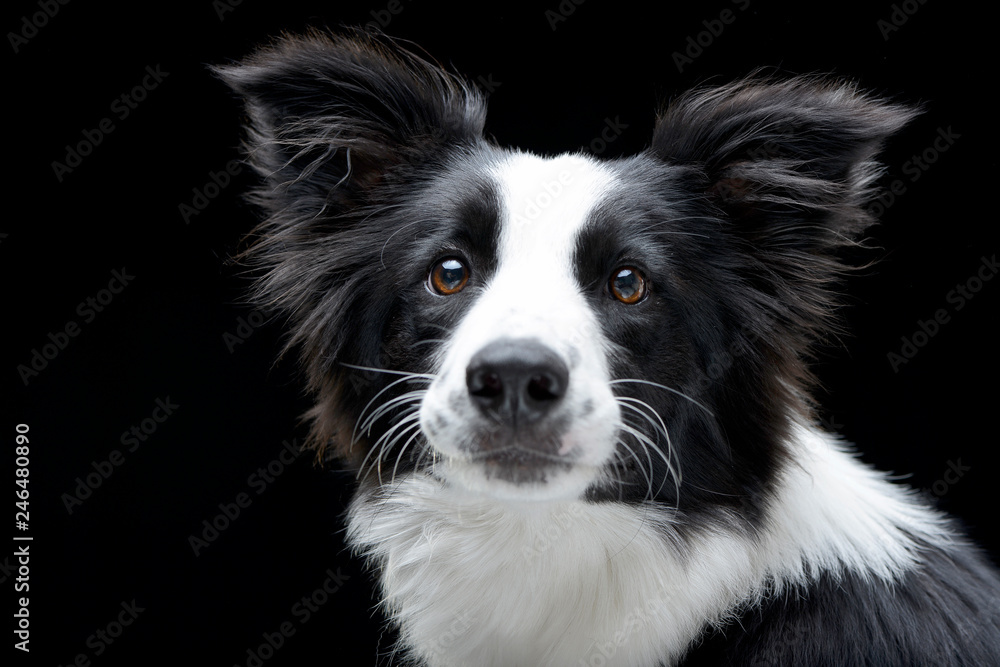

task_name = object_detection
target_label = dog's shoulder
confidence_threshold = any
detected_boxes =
[685,538,1000,666]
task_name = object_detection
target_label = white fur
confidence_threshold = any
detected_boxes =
[419,152,622,501]
[348,423,953,667]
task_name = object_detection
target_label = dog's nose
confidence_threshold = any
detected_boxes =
[466,339,569,427]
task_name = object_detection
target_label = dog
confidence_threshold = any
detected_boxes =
[217,29,1000,666]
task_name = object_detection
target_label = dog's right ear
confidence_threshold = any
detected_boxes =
[213,29,486,212]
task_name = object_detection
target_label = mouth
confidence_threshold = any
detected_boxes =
[470,445,574,485]
[423,425,611,501]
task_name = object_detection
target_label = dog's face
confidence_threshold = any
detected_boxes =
[218,31,913,517]
[416,154,623,501]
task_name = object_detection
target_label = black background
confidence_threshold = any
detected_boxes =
[6,1,997,665]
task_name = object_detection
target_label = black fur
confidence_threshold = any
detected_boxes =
[217,29,1000,665]
[215,29,496,463]
[687,540,1000,665]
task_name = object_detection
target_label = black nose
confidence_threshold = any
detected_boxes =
[466,339,569,428]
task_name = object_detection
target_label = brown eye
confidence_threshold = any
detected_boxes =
[609,267,647,304]
[429,258,469,295]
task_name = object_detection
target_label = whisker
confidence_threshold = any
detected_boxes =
[358,400,419,476]
[356,390,427,440]
[617,396,682,488]
[613,430,655,499]
[629,407,681,497]
[344,366,434,445]
[610,378,713,417]
[390,425,425,485]
[613,390,683,504]
[340,362,437,380]
[420,322,456,336]
[360,409,423,483]
[378,417,423,485]
[617,419,672,499]
[409,338,449,349]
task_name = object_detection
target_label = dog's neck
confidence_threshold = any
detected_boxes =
[346,423,951,666]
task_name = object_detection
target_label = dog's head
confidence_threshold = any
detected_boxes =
[218,31,913,514]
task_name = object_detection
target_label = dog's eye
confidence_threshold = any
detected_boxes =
[609,267,647,304]
[429,258,469,295]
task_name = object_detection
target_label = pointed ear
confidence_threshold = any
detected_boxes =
[213,32,487,463]
[651,76,917,248]
[213,29,486,213]
[651,77,918,376]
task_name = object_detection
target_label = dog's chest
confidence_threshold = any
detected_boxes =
[347,478,762,667]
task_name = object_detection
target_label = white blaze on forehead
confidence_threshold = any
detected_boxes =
[473,151,618,347]
[492,151,617,284]
[430,151,619,373]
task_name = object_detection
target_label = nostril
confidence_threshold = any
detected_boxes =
[526,374,560,402]
[465,338,569,427]
[469,371,503,399]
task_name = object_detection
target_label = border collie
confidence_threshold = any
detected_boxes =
[217,30,1000,666]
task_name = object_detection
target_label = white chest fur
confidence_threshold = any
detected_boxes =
[346,425,951,666]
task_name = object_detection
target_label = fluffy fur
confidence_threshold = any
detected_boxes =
[217,29,1000,666]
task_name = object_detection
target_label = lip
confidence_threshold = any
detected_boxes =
[469,446,573,485]
[470,444,567,464]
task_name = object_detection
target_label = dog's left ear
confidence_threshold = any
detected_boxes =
[652,77,917,380]
[651,76,916,245]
